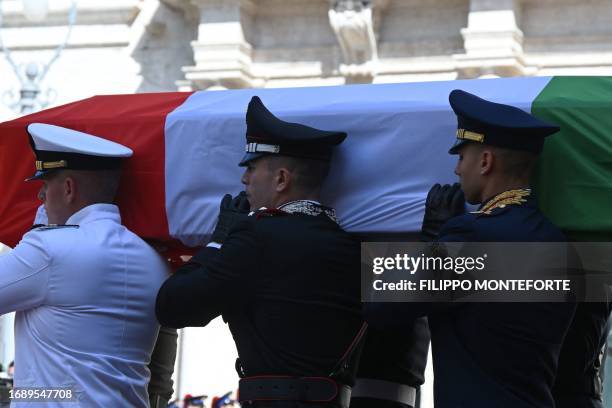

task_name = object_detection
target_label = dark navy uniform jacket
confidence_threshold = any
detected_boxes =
[156,211,363,383]
[366,191,577,408]
[553,301,611,408]
[446,193,612,408]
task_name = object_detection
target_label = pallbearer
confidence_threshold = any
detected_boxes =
[0,123,168,407]
[156,97,364,408]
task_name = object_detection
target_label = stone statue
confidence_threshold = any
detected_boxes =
[329,0,378,83]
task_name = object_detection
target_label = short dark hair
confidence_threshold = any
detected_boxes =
[65,169,122,204]
[491,146,538,179]
[266,155,331,193]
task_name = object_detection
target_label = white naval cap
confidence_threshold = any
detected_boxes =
[26,123,133,181]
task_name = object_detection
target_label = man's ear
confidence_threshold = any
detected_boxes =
[480,149,494,175]
[275,167,292,193]
[63,176,77,204]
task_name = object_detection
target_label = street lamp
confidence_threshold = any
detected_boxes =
[0,0,77,114]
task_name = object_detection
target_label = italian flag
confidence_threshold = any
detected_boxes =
[0,76,610,252]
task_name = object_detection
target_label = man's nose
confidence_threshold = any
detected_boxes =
[454,162,460,176]
[241,171,248,185]
[37,186,45,201]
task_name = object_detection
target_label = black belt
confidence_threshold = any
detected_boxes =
[239,376,351,408]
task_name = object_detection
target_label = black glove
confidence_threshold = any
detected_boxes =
[210,191,250,244]
[148,327,178,408]
[420,183,465,241]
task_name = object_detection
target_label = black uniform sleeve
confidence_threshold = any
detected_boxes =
[356,319,430,384]
[365,216,477,328]
[155,218,259,328]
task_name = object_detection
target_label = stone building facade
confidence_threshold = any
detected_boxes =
[172,0,612,89]
[1,0,611,120]
[1,0,611,404]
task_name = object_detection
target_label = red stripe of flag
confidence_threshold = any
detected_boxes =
[0,92,192,247]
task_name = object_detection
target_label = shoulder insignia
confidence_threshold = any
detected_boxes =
[33,224,80,231]
[255,208,288,220]
[471,188,530,216]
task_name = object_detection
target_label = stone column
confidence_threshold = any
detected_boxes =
[180,0,256,90]
[454,0,535,78]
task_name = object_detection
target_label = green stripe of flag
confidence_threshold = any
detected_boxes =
[532,76,612,240]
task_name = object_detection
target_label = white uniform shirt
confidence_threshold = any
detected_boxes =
[0,204,169,407]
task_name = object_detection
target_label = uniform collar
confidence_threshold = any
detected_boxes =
[278,199,321,207]
[277,200,338,224]
[66,203,121,226]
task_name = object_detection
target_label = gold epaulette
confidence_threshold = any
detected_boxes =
[470,188,531,215]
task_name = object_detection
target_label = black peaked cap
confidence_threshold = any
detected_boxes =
[239,96,347,166]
